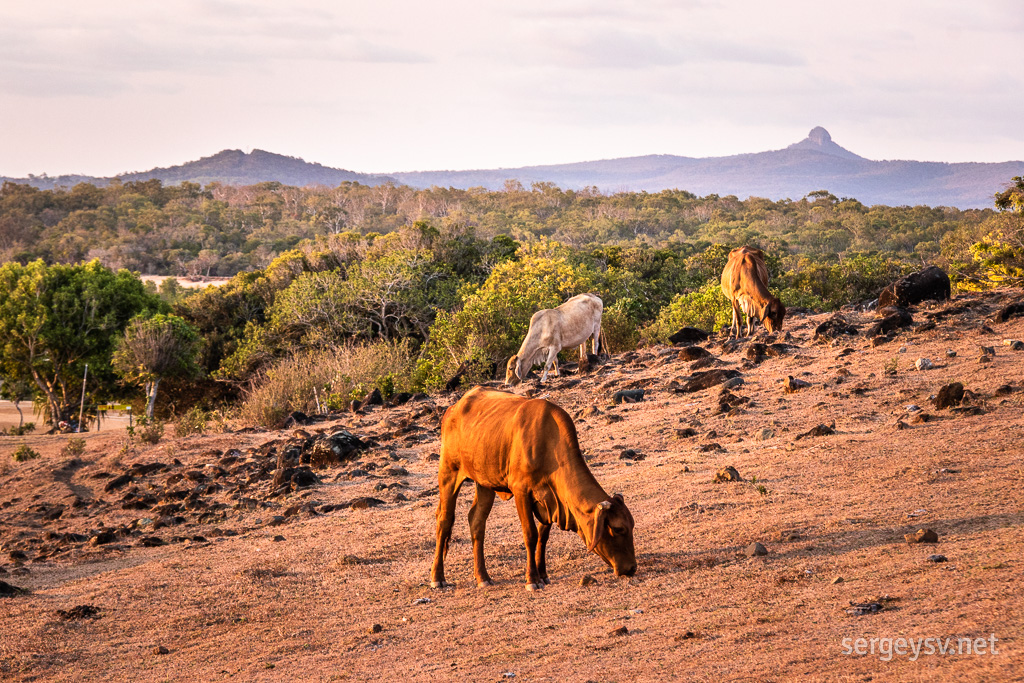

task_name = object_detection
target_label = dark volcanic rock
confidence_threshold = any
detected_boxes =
[878,265,951,308]
[308,430,368,468]
[677,346,711,361]
[360,388,384,407]
[612,389,645,404]
[933,382,965,409]
[795,423,836,440]
[348,497,386,510]
[994,301,1024,323]
[103,473,133,493]
[814,315,859,340]
[0,580,29,597]
[678,369,742,393]
[56,605,101,621]
[669,327,710,345]
[866,307,914,337]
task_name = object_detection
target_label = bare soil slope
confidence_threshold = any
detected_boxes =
[2,291,1023,682]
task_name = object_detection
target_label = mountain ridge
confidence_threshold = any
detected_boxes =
[2,128,1021,209]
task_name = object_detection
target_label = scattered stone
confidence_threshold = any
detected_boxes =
[831,576,843,584]
[677,369,742,393]
[412,597,431,605]
[272,535,286,542]
[945,349,957,358]
[696,443,725,454]
[904,528,939,544]
[1011,340,1024,351]
[360,387,384,407]
[795,423,836,440]
[349,497,386,510]
[0,580,29,597]
[995,384,1014,395]
[745,343,768,363]
[978,354,992,364]
[103,473,133,493]
[56,605,101,621]
[993,301,1024,323]
[618,449,645,461]
[980,345,996,357]
[153,646,170,655]
[265,516,287,527]
[933,382,965,409]
[677,346,711,361]
[611,389,645,404]
[866,307,914,337]
[814,315,859,341]
[609,626,630,637]
[753,428,774,441]
[784,376,811,393]
[139,536,166,547]
[675,427,697,439]
[712,466,742,483]
[721,377,744,390]
[669,327,710,345]
[744,542,768,557]
[909,412,933,424]
[914,358,934,371]
[846,601,884,616]
[89,530,118,546]
[368,624,383,634]
[871,335,892,347]
[927,554,948,563]
[579,574,599,587]
[674,631,697,641]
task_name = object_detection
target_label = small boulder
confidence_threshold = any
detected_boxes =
[744,542,768,557]
[579,574,599,587]
[926,554,948,563]
[914,358,934,371]
[933,382,964,409]
[784,376,811,393]
[669,327,710,345]
[611,389,645,404]
[712,466,742,483]
[795,423,836,440]
[677,346,711,361]
[905,528,939,544]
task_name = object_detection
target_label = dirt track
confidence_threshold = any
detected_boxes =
[1,291,1022,681]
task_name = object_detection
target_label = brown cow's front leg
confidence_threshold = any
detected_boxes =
[535,523,552,585]
[468,484,496,588]
[430,468,464,589]
[513,492,544,590]
[730,299,741,338]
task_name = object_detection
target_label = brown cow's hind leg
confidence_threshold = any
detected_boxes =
[430,467,465,588]
[513,491,544,590]
[535,523,552,584]
[468,484,496,587]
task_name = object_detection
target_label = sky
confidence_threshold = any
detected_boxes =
[2,0,1023,178]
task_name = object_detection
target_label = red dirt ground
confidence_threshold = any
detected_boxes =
[1,291,1022,681]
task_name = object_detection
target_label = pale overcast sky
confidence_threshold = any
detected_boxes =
[1,0,1022,177]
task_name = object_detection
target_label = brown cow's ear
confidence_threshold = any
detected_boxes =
[612,492,624,503]
[588,501,611,551]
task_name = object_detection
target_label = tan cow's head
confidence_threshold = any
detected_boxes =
[763,299,787,334]
[504,355,521,386]
[587,493,637,577]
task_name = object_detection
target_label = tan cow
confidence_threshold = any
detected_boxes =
[505,293,603,385]
[430,387,636,590]
[720,246,786,337]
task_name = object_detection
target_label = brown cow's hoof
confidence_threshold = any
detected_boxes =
[430,580,450,589]
[541,577,551,585]
[477,580,494,588]
[525,582,544,591]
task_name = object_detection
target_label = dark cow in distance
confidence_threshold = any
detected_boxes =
[720,246,786,337]
[430,387,636,591]
[878,265,951,309]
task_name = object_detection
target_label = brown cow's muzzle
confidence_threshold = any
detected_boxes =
[616,562,637,578]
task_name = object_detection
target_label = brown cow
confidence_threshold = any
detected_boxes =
[720,246,786,337]
[430,387,636,590]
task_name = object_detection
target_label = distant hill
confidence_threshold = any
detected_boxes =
[391,127,1024,209]
[3,128,1022,209]
[1,149,396,191]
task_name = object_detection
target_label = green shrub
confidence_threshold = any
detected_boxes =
[174,406,208,438]
[11,445,40,462]
[138,419,165,444]
[641,282,732,345]
[2,422,35,436]
[59,437,86,458]
[239,340,417,427]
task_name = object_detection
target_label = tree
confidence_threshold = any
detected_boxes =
[0,260,161,426]
[112,314,202,419]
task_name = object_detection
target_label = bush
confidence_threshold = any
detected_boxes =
[138,419,165,444]
[59,437,86,458]
[11,444,40,462]
[174,406,208,438]
[239,340,417,427]
[641,282,732,345]
[1,422,35,436]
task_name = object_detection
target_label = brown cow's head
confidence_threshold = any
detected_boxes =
[763,299,786,334]
[504,355,521,386]
[587,493,637,577]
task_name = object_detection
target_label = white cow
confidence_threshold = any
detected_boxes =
[505,293,603,385]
